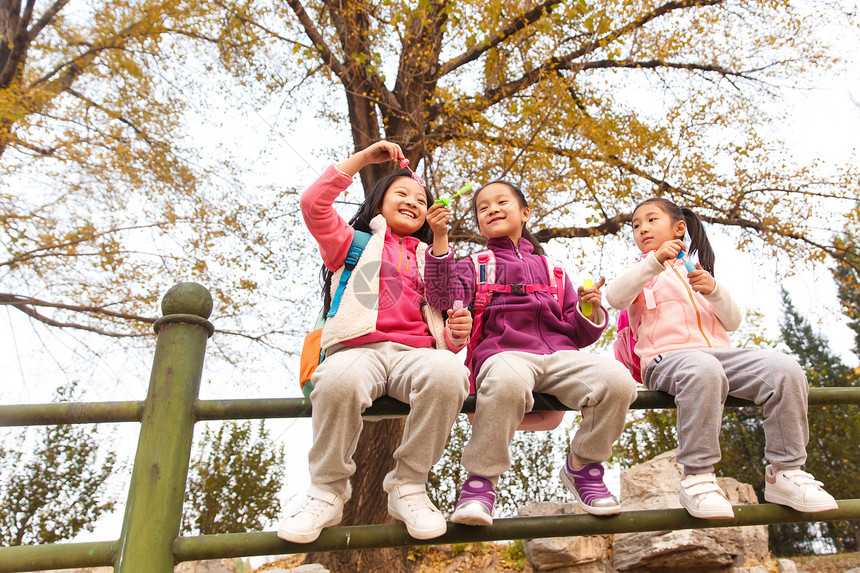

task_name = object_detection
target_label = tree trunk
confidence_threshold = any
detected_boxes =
[305,418,414,572]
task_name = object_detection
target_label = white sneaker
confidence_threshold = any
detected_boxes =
[679,473,734,519]
[277,486,344,543]
[388,483,447,539]
[764,466,838,512]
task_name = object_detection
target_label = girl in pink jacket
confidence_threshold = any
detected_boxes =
[605,197,837,520]
[277,141,471,543]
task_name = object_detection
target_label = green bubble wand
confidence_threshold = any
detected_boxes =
[434,182,474,206]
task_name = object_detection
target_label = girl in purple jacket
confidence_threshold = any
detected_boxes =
[424,181,638,525]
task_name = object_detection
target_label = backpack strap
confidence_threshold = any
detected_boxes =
[326,230,372,318]
[542,256,566,307]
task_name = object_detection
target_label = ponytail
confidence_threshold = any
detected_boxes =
[634,197,716,276]
[680,207,715,276]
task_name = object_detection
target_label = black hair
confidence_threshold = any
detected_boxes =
[633,197,715,276]
[471,180,546,256]
[319,168,435,314]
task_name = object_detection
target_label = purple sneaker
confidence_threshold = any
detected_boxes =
[451,476,495,526]
[559,460,621,516]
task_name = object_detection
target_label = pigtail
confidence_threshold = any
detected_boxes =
[522,228,546,256]
[680,207,715,276]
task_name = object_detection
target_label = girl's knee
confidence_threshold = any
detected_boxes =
[420,354,469,387]
[477,375,531,410]
[604,362,639,401]
[673,355,727,397]
[765,353,808,395]
[311,374,372,404]
[768,352,805,380]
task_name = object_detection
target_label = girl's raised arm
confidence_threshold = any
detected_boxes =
[605,252,665,310]
[337,141,404,177]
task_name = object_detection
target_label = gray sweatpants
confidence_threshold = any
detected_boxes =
[462,350,638,484]
[644,347,809,475]
[307,341,469,499]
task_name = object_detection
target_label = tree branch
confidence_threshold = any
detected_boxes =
[0,221,169,268]
[26,0,69,42]
[439,0,563,76]
[435,0,727,135]
[285,0,348,83]
[1,294,154,337]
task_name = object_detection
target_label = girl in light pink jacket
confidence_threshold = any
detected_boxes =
[606,197,837,520]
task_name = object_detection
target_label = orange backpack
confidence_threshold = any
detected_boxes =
[299,230,372,398]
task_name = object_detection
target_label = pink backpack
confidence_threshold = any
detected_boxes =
[467,250,567,431]
[614,310,642,383]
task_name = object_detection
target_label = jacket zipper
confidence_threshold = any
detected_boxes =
[670,264,711,347]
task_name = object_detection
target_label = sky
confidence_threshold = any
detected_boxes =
[1,5,859,560]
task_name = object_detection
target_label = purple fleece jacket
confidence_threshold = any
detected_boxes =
[424,236,607,376]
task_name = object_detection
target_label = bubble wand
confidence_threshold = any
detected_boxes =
[676,250,697,272]
[434,182,474,206]
[399,158,425,187]
[580,278,594,316]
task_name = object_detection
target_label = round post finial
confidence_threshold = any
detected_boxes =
[155,283,215,336]
[161,282,213,319]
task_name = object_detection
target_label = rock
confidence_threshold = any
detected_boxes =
[26,560,242,573]
[775,559,799,572]
[518,501,613,572]
[175,559,238,573]
[611,450,769,572]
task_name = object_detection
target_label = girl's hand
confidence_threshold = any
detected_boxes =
[337,140,404,176]
[687,264,716,295]
[427,202,452,256]
[655,239,686,264]
[427,202,451,236]
[577,276,606,321]
[446,307,472,339]
[360,140,404,165]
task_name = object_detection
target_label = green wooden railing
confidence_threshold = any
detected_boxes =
[1,282,858,572]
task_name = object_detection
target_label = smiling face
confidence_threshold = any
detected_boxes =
[631,201,687,253]
[474,183,530,242]
[377,176,429,237]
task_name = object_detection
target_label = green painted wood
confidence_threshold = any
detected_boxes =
[0,541,117,573]
[114,283,214,573]
[3,387,856,427]
[171,500,860,561]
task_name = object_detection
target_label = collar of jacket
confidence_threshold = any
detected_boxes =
[485,236,534,254]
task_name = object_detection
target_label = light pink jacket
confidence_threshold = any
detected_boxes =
[605,252,742,374]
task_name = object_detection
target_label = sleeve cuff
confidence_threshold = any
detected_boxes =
[444,326,469,350]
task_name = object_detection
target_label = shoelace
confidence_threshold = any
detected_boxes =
[401,492,437,517]
[297,496,333,518]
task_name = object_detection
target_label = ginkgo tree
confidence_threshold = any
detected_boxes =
[0,0,309,358]
[199,1,858,569]
[3,0,859,568]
